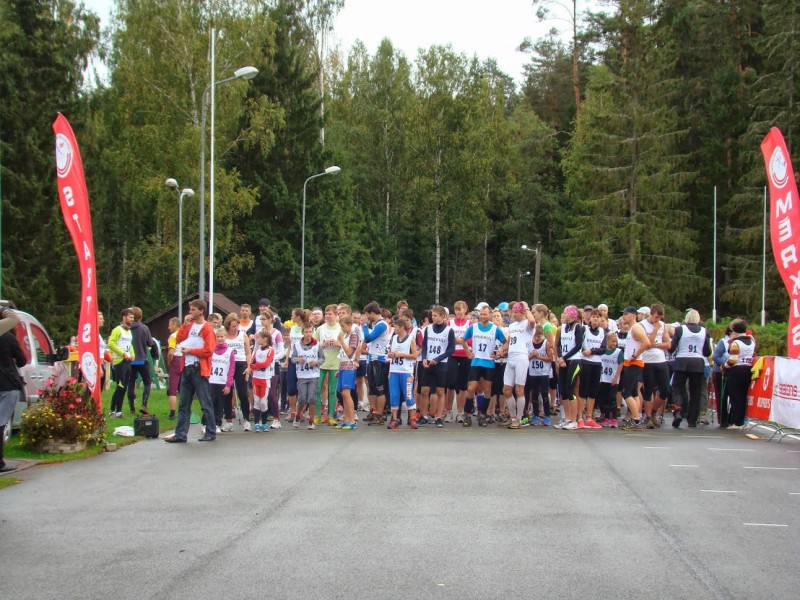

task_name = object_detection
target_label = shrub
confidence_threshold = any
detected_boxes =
[19,378,106,447]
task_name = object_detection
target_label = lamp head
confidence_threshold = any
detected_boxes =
[165,178,179,189]
[324,166,341,175]
[521,244,528,250]
[181,188,195,196]
[234,66,259,80]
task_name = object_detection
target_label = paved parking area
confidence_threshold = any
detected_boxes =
[1,423,798,599]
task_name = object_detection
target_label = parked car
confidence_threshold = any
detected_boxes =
[1,301,69,432]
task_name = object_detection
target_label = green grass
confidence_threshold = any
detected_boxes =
[0,477,21,489]
[5,385,177,463]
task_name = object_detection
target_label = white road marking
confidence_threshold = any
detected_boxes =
[670,464,700,468]
[789,492,800,496]
[683,435,724,438]
[701,489,738,494]
[743,523,788,528]
[644,446,670,449]
[707,448,755,452]
[743,466,798,470]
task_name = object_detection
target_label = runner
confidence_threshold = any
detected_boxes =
[618,307,651,431]
[462,304,507,427]
[420,305,455,428]
[448,301,472,423]
[209,328,235,433]
[416,309,433,423]
[291,322,322,429]
[165,317,181,420]
[669,309,712,428]
[314,305,342,426]
[284,308,308,425]
[555,305,583,430]
[525,325,554,426]
[108,308,135,418]
[578,308,606,429]
[597,332,623,427]
[722,319,756,429]
[260,312,286,429]
[335,314,360,430]
[250,330,275,431]
[224,313,252,431]
[640,303,671,429]
[386,316,419,429]
[362,302,389,425]
[490,309,508,422]
[502,302,537,429]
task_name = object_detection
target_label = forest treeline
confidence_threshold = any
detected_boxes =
[0,0,797,341]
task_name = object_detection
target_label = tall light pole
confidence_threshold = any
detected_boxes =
[521,242,543,303]
[198,29,258,313]
[166,179,195,321]
[301,166,341,308]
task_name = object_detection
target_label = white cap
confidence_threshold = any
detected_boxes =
[598,303,609,310]
[475,302,490,310]
[637,306,650,315]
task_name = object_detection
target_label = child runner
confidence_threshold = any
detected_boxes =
[166,317,181,420]
[224,313,252,431]
[292,323,322,429]
[315,305,342,426]
[578,308,606,429]
[462,304,507,427]
[597,332,623,427]
[250,330,275,431]
[260,312,286,429]
[336,315,360,430]
[387,316,420,429]
[420,305,455,428]
[209,328,235,433]
[525,325,554,426]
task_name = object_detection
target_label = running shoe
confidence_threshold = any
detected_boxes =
[340,422,356,430]
[243,420,252,432]
[368,416,385,426]
[387,420,400,430]
[629,420,644,431]
[600,418,611,427]
[308,422,316,430]
[585,419,602,429]
[463,415,472,427]
[327,417,337,426]
[456,414,464,424]
[408,419,419,430]
[364,412,375,422]
[221,421,233,432]
[313,416,321,425]
[253,424,262,432]
[531,416,541,426]
[727,424,743,430]
[509,419,522,429]
[435,418,444,428]
[610,419,618,428]
[672,410,683,428]
[417,416,429,425]
[563,421,578,430]
[270,420,282,429]
[542,416,551,426]
[619,419,631,430]
[520,416,530,427]
[444,412,453,423]
[292,418,299,428]
[577,419,586,429]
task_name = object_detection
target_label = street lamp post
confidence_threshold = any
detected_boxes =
[166,179,195,321]
[301,166,341,308]
[517,270,531,300]
[198,28,258,313]
[521,242,543,303]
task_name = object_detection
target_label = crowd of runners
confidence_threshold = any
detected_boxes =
[141,297,757,440]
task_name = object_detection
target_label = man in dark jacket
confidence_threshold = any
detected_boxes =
[127,306,159,415]
[0,308,27,472]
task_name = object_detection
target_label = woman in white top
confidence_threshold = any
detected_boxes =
[224,313,252,431]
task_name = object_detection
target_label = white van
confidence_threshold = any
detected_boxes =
[1,303,69,430]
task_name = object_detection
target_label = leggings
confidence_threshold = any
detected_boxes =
[725,366,750,426]
[210,382,232,426]
[316,369,339,418]
[232,361,251,420]
[558,360,580,402]
[596,382,618,419]
[525,375,550,417]
[268,371,281,418]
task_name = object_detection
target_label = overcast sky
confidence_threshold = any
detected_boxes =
[82,0,567,84]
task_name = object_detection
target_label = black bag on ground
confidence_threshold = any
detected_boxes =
[134,415,159,438]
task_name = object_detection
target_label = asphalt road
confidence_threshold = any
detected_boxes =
[1,421,798,600]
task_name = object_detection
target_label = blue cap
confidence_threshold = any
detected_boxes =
[498,302,509,311]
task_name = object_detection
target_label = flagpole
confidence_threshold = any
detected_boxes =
[762,185,767,326]
[712,186,717,323]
